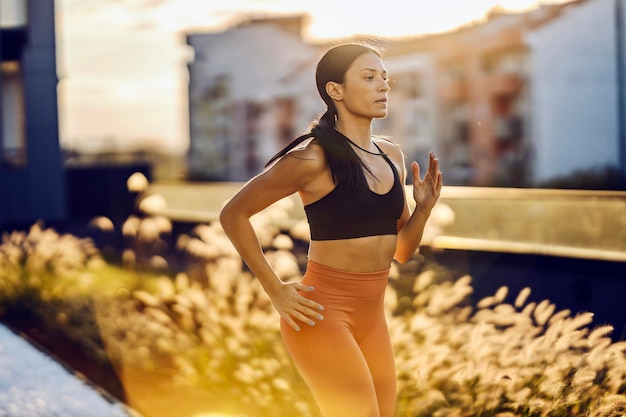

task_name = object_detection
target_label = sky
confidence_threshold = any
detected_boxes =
[54,0,570,154]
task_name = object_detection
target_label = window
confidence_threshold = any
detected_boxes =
[0,0,28,27]
[1,60,27,168]
[482,50,527,75]
[392,72,422,99]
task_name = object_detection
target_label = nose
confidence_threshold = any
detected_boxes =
[380,77,390,92]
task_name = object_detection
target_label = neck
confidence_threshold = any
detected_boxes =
[335,118,373,149]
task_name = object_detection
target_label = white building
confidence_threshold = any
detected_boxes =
[186,16,322,181]
[526,0,626,184]
[186,17,441,183]
[186,2,626,188]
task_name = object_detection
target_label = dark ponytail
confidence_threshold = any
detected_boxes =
[265,43,381,192]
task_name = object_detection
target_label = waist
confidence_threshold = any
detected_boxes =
[308,234,397,272]
[302,260,390,298]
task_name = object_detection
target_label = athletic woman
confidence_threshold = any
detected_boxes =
[219,43,443,417]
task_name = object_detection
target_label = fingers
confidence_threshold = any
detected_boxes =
[294,282,314,292]
[432,152,443,192]
[293,282,324,310]
[413,152,443,211]
[279,282,325,331]
[413,152,441,183]
[428,151,439,176]
[283,316,302,332]
[292,309,321,327]
[293,282,325,311]
[294,299,325,323]
[411,160,421,182]
[425,152,443,190]
[283,304,325,332]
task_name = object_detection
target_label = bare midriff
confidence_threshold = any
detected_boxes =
[307,234,397,273]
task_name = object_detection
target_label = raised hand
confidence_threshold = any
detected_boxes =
[411,151,443,214]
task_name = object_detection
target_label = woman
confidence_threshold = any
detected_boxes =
[219,43,442,417]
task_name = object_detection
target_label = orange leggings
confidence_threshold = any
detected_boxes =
[280,260,396,417]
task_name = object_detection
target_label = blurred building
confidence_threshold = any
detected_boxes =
[0,0,143,233]
[526,0,626,185]
[376,52,438,178]
[0,0,66,227]
[186,16,323,181]
[384,3,583,186]
[186,0,624,188]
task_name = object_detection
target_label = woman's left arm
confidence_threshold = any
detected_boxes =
[394,151,443,263]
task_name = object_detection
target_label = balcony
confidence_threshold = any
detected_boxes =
[439,76,467,102]
[494,115,524,142]
[487,72,524,95]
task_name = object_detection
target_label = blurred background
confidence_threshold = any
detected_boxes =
[2,0,626,229]
[2,0,626,416]
[2,0,625,281]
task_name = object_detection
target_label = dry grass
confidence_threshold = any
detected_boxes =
[1,201,626,417]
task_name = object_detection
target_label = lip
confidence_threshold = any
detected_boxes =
[375,98,388,104]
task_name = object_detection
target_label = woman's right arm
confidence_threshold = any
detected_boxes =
[219,149,325,331]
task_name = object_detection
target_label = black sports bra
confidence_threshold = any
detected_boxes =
[303,143,404,241]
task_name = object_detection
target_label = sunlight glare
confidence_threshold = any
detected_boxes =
[293,0,546,40]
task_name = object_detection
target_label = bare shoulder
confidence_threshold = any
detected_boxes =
[287,139,325,163]
[265,139,327,185]
[282,139,326,172]
[373,136,405,164]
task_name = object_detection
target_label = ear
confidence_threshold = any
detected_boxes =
[325,81,343,101]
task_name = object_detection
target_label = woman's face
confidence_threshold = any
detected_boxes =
[337,52,390,120]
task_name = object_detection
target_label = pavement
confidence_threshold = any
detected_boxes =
[0,323,137,417]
